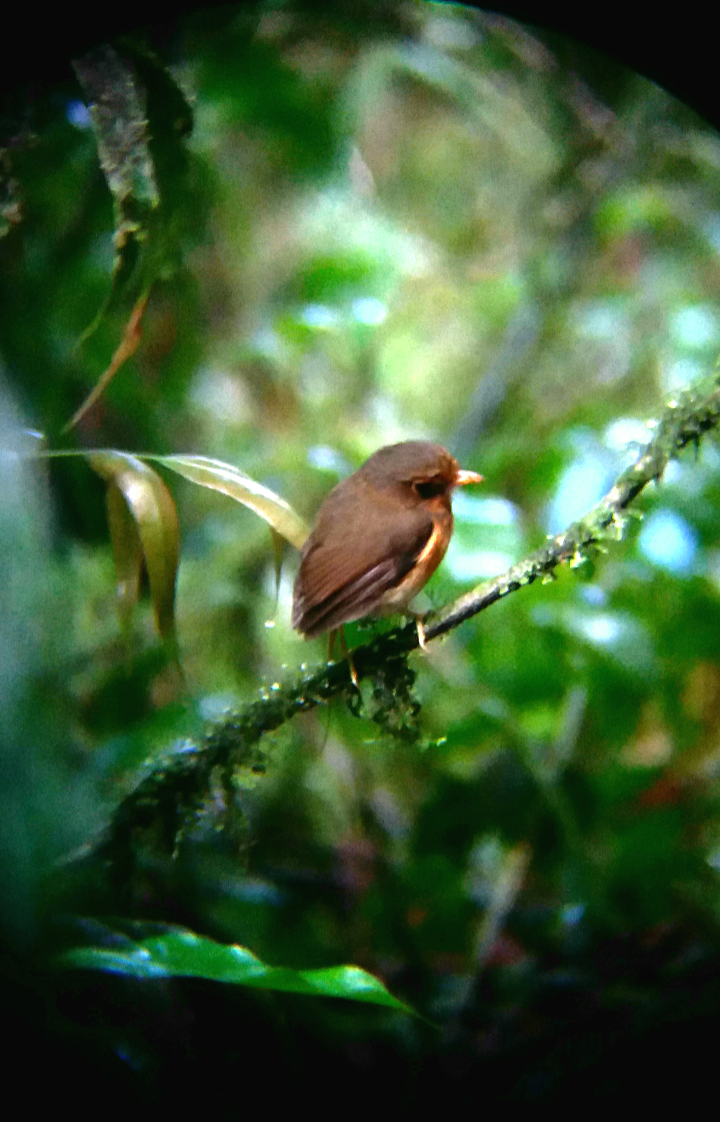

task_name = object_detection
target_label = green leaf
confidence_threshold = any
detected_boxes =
[105,480,143,639]
[152,454,309,550]
[89,452,179,644]
[57,927,412,1013]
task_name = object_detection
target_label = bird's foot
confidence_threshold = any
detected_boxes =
[329,626,359,688]
[399,608,428,650]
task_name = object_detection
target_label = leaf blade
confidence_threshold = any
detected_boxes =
[152,454,308,550]
[105,479,143,638]
[89,451,179,643]
[57,927,412,1013]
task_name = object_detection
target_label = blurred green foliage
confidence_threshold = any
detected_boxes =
[3,0,720,1103]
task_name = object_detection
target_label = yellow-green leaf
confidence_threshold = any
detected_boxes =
[152,454,308,550]
[90,452,179,643]
[105,480,143,637]
[270,527,284,600]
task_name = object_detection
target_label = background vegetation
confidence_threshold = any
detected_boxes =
[3,1,720,1104]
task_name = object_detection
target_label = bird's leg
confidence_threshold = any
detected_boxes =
[329,626,359,688]
[339,626,360,688]
[399,608,427,650]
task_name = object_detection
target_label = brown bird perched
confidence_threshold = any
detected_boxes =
[292,441,483,641]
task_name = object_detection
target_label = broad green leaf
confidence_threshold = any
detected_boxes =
[58,927,412,1013]
[89,452,179,643]
[152,454,309,550]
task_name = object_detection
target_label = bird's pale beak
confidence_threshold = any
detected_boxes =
[455,468,484,486]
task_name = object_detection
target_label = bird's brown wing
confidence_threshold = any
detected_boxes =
[292,482,433,637]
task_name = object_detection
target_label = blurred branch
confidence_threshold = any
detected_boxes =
[97,368,720,873]
[452,304,541,459]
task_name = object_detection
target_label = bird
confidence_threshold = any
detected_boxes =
[292,441,483,642]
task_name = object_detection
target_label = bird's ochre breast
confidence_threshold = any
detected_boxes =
[371,501,452,615]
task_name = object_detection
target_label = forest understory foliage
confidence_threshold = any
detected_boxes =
[3,2,720,1102]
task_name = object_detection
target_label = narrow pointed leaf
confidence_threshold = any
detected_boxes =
[64,292,149,433]
[152,454,308,550]
[58,927,412,1013]
[270,526,284,600]
[105,480,143,636]
[89,452,179,643]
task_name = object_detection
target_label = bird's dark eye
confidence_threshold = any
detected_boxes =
[414,477,446,499]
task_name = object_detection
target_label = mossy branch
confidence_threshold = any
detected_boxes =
[426,371,720,639]
[99,369,720,873]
